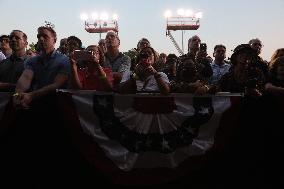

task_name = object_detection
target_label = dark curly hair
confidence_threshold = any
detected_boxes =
[67,36,82,48]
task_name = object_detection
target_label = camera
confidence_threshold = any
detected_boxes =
[200,43,207,52]
[74,50,93,62]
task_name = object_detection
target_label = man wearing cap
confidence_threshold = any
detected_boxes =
[0,34,12,58]
[103,31,131,90]
[219,44,265,96]
[0,30,28,92]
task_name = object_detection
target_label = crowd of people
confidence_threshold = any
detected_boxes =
[0,25,282,187]
[1,26,283,108]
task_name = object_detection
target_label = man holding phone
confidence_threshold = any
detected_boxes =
[70,45,113,91]
[179,35,213,82]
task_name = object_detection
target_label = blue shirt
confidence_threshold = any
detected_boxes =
[103,52,131,74]
[210,61,231,85]
[24,50,70,90]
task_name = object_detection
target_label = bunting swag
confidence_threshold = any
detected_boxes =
[69,91,232,171]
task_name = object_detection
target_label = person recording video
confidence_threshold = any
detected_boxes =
[118,47,170,95]
[70,45,113,91]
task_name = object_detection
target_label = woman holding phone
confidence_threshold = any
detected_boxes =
[119,46,170,94]
[70,45,113,91]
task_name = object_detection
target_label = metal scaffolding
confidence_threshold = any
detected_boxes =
[166,16,200,55]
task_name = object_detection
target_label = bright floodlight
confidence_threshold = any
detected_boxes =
[177,9,185,16]
[80,13,89,21]
[100,12,109,21]
[164,10,172,18]
[195,12,203,19]
[185,9,193,17]
[91,12,99,20]
[112,14,118,21]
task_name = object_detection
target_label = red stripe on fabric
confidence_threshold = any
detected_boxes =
[57,92,209,186]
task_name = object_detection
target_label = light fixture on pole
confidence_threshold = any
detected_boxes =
[80,12,119,39]
[164,9,202,55]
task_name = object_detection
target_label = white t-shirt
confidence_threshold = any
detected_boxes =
[121,71,169,91]
[0,51,6,62]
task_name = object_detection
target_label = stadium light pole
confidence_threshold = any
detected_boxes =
[164,9,202,55]
[80,12,119,40]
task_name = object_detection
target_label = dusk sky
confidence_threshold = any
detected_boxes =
[1,0,283,60]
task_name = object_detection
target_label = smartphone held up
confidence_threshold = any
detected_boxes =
[74,50,93,62]
[200,43,207,52]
